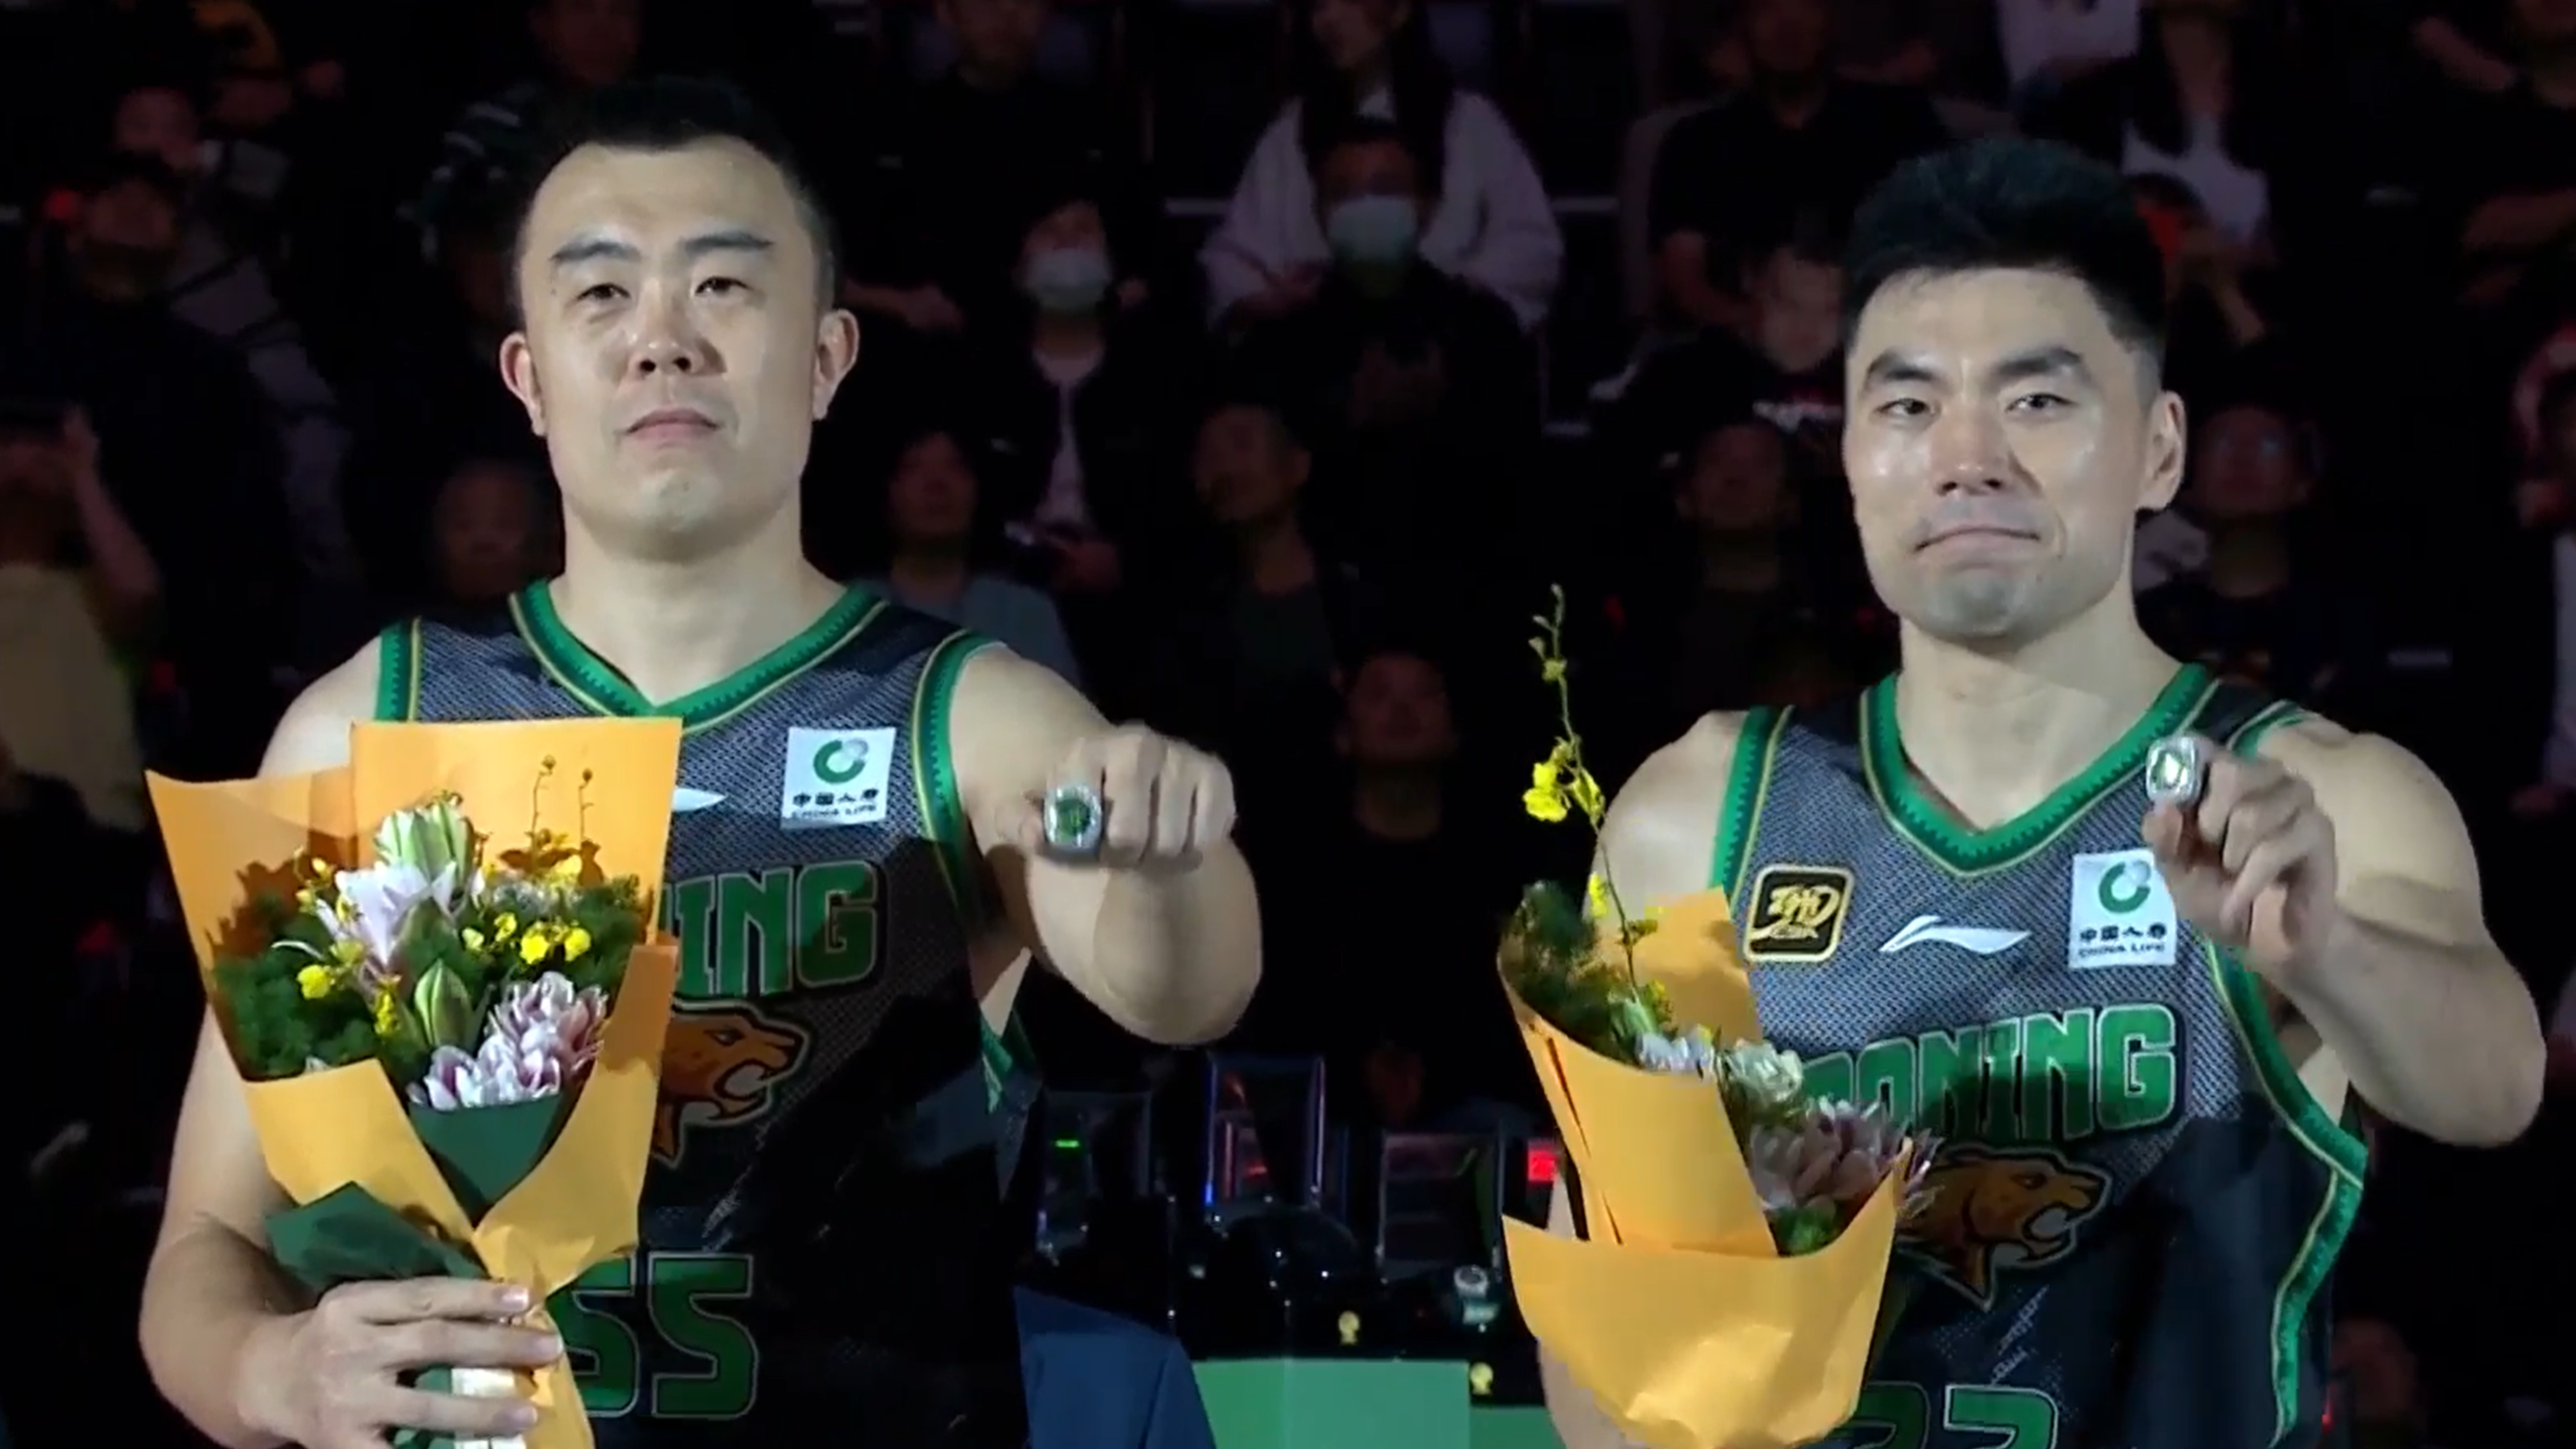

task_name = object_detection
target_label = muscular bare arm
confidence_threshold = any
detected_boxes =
[1539,713,1740,1449]
[139,642,379,1449]
[951,646,1261,1045]
[2260,723,2545,1144]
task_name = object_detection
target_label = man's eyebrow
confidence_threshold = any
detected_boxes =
[1990,344,2090,388]
[1860,350,1940,389]
[548,229,775,269]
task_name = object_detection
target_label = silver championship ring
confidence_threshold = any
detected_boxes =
[1041,782,1106,858]
[2143,736,2207,808]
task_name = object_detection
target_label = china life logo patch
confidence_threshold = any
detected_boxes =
[2066,848,2177,969]
[780,726,896,829]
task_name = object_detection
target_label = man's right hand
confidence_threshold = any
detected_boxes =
[239,1278,561,1449]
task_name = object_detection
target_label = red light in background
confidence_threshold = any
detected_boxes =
[1526,1141,1559,1185]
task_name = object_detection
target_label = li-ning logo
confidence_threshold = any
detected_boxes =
[1880,915,2030,957]
[779,726,895,829]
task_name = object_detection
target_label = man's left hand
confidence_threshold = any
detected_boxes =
[2143,735,2340,984]
[1021,726,1235,875]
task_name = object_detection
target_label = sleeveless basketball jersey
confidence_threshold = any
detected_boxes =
[380,583,1028,1448]
[1707,666,2366,1449]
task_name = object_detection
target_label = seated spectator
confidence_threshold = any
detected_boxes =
[1646,0,1947,333]
[16,151,291,777]
[1993,0,2142,112]
[858,424,1084,688]
[429,457,555,611]
[2140,396,2371,712]
[1603,411,1881,773]
[1202,0,1560,333]
[1602,209,1847,494]
[1239,117,1536,580]
[1149,390,1379,797]
[0,403,153,834]
[2127,172,2279,402]
[344,191,550,613]
[2029,0,2292,250]
[844,0,1154,342]
[952,183,1188,708]
[107,73,354,585]
[406,0,642,259]
[1234,644,1538,1129]
[2444,0,2576,310]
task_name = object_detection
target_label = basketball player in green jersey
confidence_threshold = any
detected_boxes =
[1542,139,2545,1449]
[138,79,1262,1449]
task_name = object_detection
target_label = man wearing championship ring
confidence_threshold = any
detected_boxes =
[1544,138,2544,1449]
[139,78,1261,1449]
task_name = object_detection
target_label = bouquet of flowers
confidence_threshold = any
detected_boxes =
[149,719,685,1449]
[1499,590,1934,1449]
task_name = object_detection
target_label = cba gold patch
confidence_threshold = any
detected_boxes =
[1743,864,1853,963]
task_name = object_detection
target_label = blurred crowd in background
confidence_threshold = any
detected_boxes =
[3,0,2575,1443]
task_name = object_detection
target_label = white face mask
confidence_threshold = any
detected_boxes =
[1023,245,1112,314]
[1324,195,1420,268]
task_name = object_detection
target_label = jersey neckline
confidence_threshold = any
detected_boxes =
[510,581,887,731]
[1859,663,2217,877]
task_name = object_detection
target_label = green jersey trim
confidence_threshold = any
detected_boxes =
[509,583,888,734]
[375,620,421,722]
[1708,707,1787,898]
[1860,665,2218,879]
[911,630,997,926]
[980,1012,1039,1109]
[2210,699,2369,1443]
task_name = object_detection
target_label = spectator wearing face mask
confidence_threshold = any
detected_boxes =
[857,424,1083,690]
[1236,118,1536,586]
[1202,0,1561,333]
[844,0,1155,343]
[950,183,1187,713]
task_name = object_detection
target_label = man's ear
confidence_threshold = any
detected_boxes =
[812,309,860,422]
[500,333,546,436]
[2140,391,2186,512]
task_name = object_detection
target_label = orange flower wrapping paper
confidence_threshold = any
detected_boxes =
[148,718,687,1449]
[1503,891,1909,1449]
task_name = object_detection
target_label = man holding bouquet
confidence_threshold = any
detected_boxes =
[140,78,1262,1449]
[1547,138,2544,1449]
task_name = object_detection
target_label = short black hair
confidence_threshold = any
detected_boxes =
[500,77,838,324]
[1844,138,2168,373]
[1309,115,1439,195]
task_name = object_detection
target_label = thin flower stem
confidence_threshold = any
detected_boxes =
[1540,593,1640,988]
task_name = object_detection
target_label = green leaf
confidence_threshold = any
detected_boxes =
[408,1097,568,1221]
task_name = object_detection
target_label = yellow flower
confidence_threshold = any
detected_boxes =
[331,938,366,968]
[461,927,487,953]
[306,856,334,881]
[1586,873,1613,920]
[520,929,554,966]
[546,853,583,886]
[1540,656,1566,683]
[371,988,400,1039]
[1567,767,1606,825]
[493,913,518,942]
[561,926,592,961]
[296,964,333,999]
[1522,764,1568,824]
